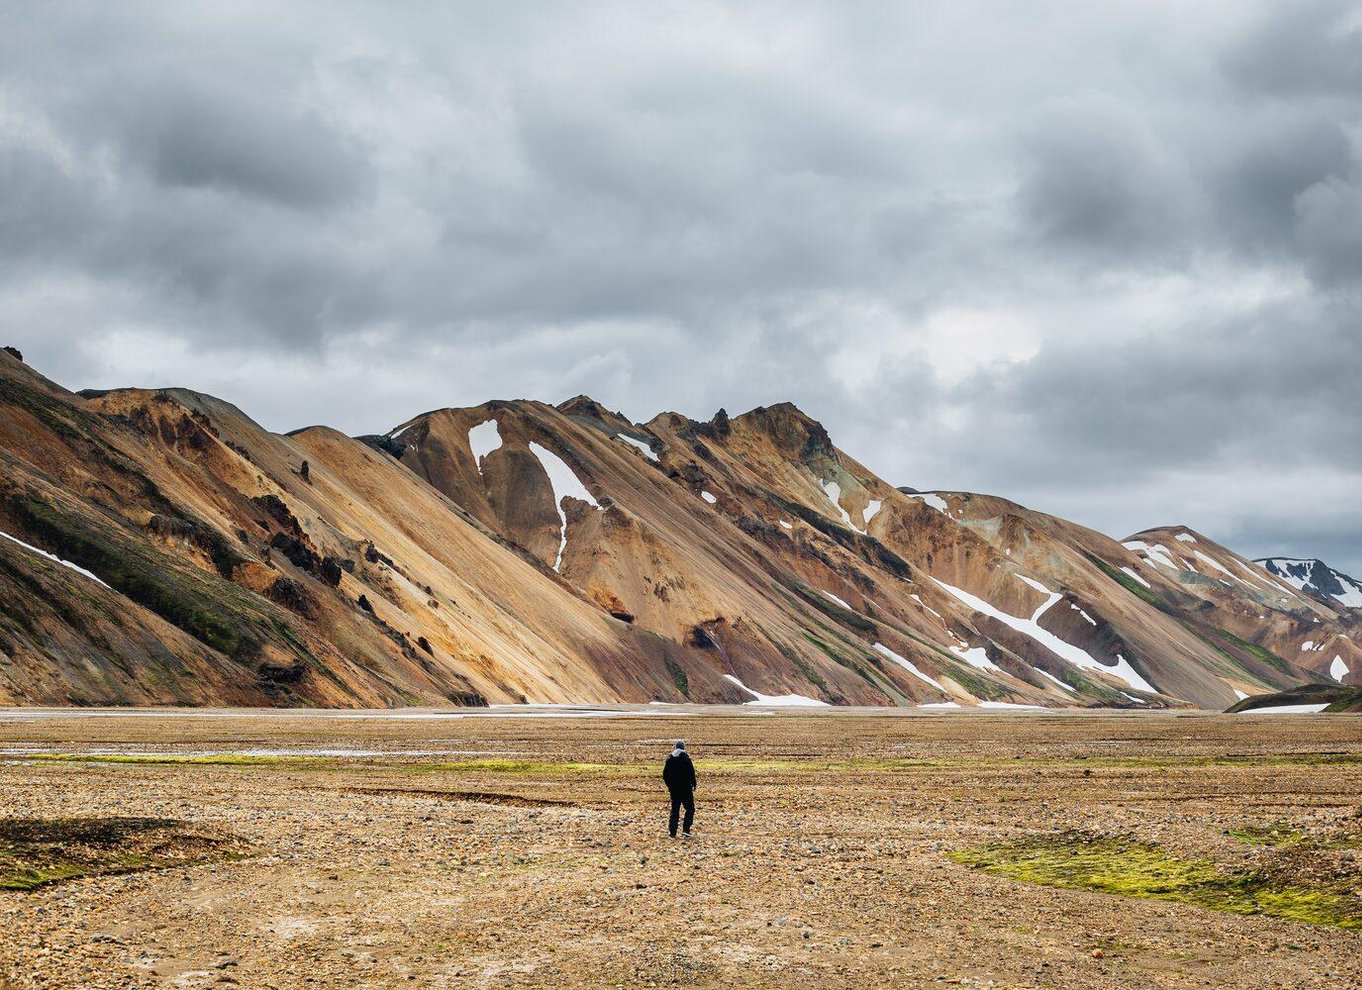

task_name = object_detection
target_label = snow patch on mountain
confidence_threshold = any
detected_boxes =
[1239,703,1329,715]
[873,643,946,692]
[1070,603,1098,626]
[467,419,502,473]
[950,644,1001,673]
[722,674,829,707]
[1016,575,1054,600]
[1175,533,1197,543]
[819,480,862,532]
[1331,656,1350,681]
[527,442,600,572]
[910,594,944,623]
[931,576,1157,693]
[700,491,717,505]
[863,499,882,527]
[906,492,949,514]
[0,530,111,589]
[1120,566,1151,589]
[1124,540,1179,571]
[1034,668,1076,693]
[821,590,851,610]
[613,433,659,462]
[1192,551,1232,577]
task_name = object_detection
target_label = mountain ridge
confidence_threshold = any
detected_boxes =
[1,348,1356,709]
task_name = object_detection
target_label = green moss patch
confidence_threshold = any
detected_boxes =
[0,817,242,891]
[1228,823,1362,850]
[1086,553,1168,609]
[1215,628,1290,674]
[951,833,1362,930]
[663,655,690,697]
[765,633,827,691]
[790,584,877,634]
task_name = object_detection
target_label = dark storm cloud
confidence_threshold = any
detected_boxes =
[1,2,1359,571]
[129,79,373,210]
[1221,0,1362,98]
[1018,97,1204,257]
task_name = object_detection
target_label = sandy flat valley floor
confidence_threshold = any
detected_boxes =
[1,707,1360,989]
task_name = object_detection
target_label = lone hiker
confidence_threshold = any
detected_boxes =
[662,739,697,838]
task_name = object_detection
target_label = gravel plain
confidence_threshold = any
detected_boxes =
[1,707,1360,989]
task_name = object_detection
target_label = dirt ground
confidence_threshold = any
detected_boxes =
[1,707,1360,989]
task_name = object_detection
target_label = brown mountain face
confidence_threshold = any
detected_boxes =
[0,350,1355,708]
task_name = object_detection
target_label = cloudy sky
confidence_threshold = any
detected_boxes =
[3,2,1360,571]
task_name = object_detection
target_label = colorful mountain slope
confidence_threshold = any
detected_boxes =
[1,350,1356,708]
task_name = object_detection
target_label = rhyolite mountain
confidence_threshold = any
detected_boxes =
[0,349,1356,709]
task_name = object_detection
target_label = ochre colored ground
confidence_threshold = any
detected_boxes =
[1,707,1360,988]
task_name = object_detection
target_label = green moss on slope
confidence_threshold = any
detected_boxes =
[951,833,1362,930]
[1215,628,1290,674]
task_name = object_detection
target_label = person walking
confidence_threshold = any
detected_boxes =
[662,739,697,838]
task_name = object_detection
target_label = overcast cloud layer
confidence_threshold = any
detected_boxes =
[2,2,1360,572]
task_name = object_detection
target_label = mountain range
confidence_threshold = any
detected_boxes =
[0,348,1356,709]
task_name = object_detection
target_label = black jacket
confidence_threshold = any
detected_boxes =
[662,751,697,793]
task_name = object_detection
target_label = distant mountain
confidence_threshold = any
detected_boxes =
[1255,557,1362,610]
[1226,683,1362,715]
[1,348,1357,708]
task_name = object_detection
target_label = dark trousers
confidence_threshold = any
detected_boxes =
[668,789,694,836]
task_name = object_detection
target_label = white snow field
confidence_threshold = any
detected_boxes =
[1238,703,1330,715]
[862,499,883,527]
[819,480,860,531]
[950,641,1001,672]
[1123,540,1179,571]
[527,442,601,571]
[905,492,949,514]
[1120,566,1152,588]
[467,419,502,472]
[721,674,829,708]
[613,433,659,462]
[931,576,1156,693]
[872,643,946,692]
[1034,668,1077,693]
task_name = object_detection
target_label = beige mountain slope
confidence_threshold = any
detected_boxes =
[386,397,1354,709]
[0,355,684,706]
[0,349,1354,708]
[1122,526,1361,688]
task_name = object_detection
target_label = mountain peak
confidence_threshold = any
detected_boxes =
[733,402,832,459]
[555,395,636,434]
[1257,557,1362,609]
